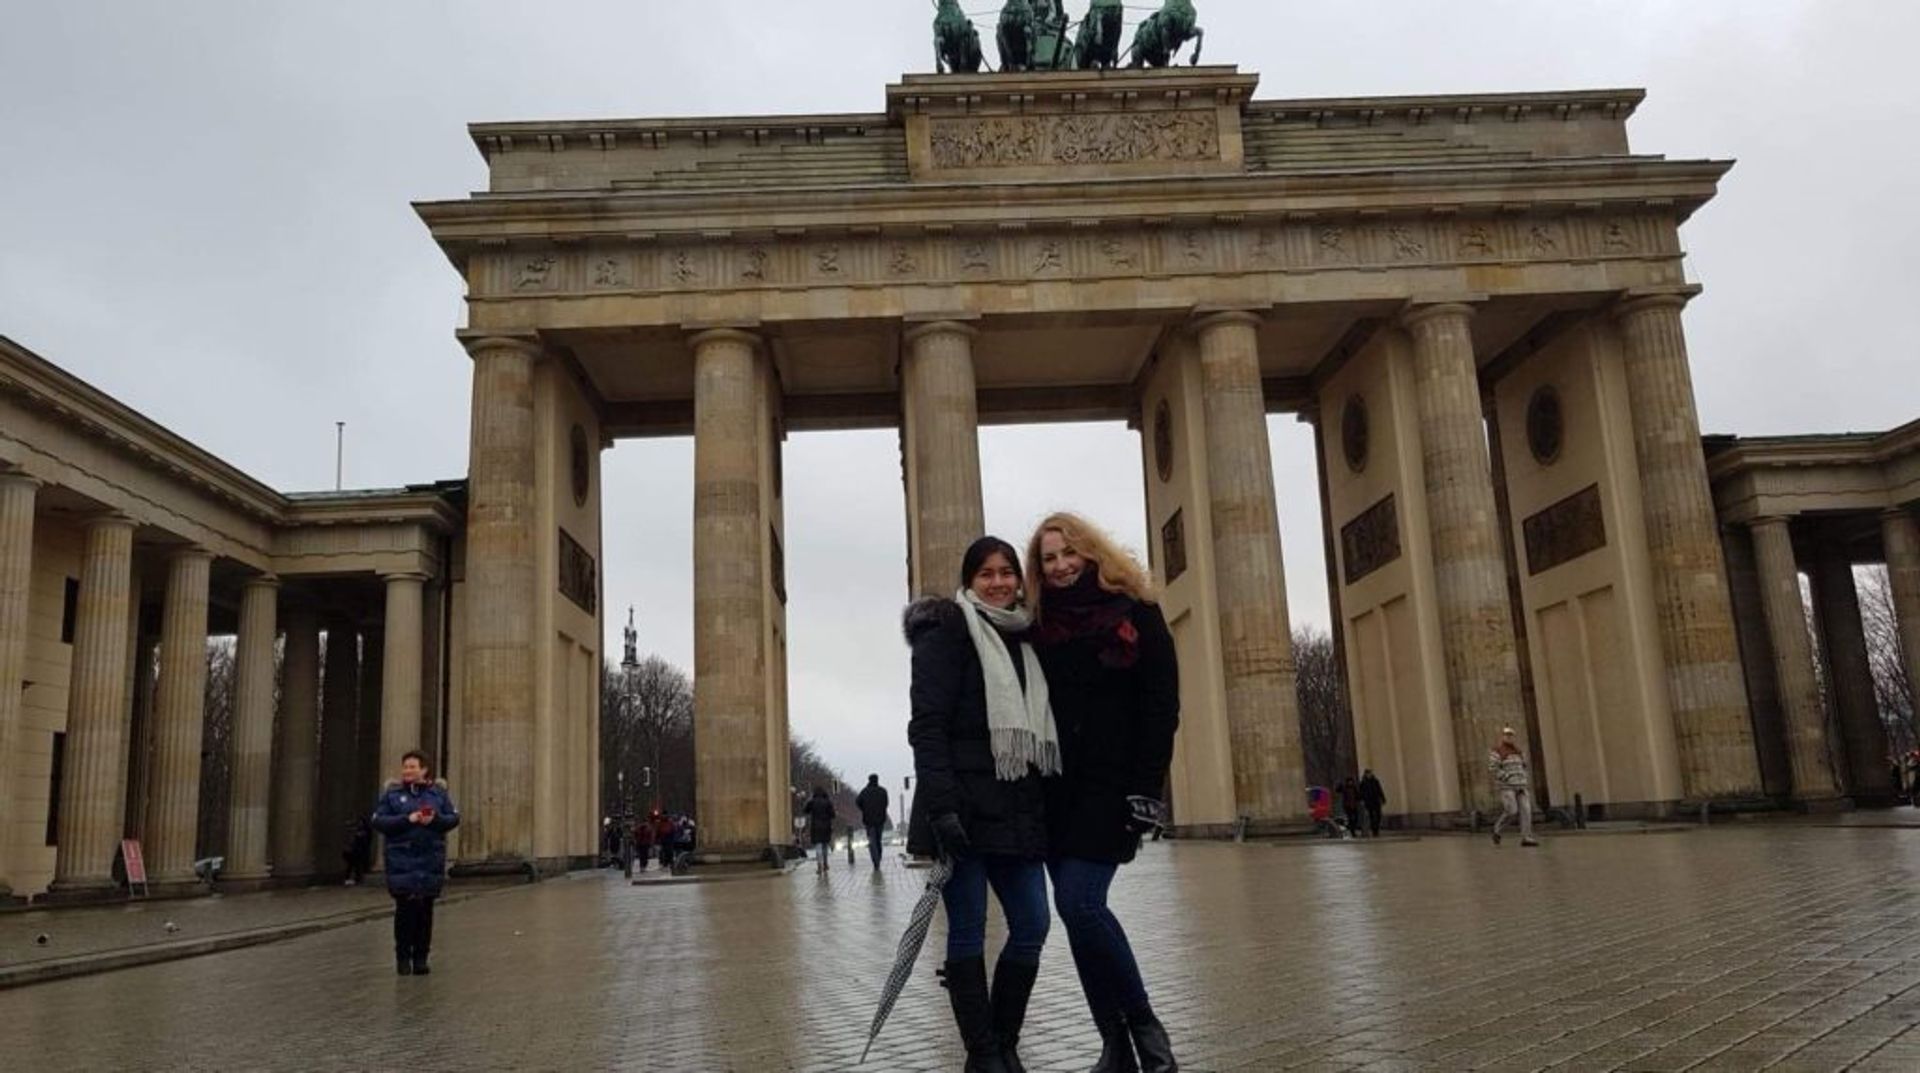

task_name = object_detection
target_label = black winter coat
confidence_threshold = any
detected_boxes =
[855,783,890,827]
[903,599,1048,860]
[804,795,837,844]
[1034,600,1179,865]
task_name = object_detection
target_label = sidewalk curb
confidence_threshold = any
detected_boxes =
[0,883,516,991]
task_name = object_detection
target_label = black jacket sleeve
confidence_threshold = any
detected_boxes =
[1127,603,1181,800]
[907,604,969,819]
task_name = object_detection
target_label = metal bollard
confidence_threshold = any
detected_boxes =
[1573,793,1586,830]
[1699,801,1711,827]
[1233,815,1249,843]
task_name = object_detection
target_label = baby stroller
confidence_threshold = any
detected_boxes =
[1306,786,1351,839]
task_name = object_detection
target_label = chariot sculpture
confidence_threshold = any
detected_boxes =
[930,0,1203,73]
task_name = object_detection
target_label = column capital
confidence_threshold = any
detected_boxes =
[242,573,282,592]
[458,332,544,362]
[1748,514,1794,533]
[901,318,979,346]
[81,511,136,534]
[1397,298,1483,330]
[685,326,763,352]
[0,467,41,489]
[1613,285,1702,320]
[1190,309,1264,335]
[380,570,432,584]
[165,543,214,564]
[1881,507,1918,524]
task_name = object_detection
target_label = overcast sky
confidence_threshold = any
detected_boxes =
[5,2,1917,795]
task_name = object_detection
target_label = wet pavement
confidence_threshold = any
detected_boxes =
[3,826,1920,1071]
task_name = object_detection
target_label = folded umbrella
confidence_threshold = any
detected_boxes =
[859,854,954,1064]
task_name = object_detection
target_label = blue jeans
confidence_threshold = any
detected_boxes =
[1049,856,1150,1018]
[865,823,885,867]
[942,854,1050,964]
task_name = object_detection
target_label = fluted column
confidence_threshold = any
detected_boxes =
[0,473,39,897]
[1884,511,1920,746]
[144,547,212,886]
[1194,312,1306,822]
[1811,552,1894,801]
[1616,293,1760,799]
[1721,525,1792,799]
[317,619,359,869]
[1402,302,1527,814]
[691,328,772,858]
[459,335,541,866]
[901,320,985,597]
[223,575,279,882]
[270,607,320,880]
[380,573,426,771]
[1749,518,1842,802]
[50,515,136,892]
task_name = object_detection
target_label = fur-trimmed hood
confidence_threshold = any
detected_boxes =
[902,596,958,644]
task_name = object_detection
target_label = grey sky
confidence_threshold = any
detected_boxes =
[4,2,1916,793]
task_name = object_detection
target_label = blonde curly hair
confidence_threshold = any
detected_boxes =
[1025,511,1157,617]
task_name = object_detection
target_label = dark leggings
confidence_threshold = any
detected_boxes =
[1049,857,1149,1020]
[392,895,436,960]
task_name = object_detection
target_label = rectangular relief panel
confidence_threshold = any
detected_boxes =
[1161,509,1187,584]
[1340,494,1401,585]
[1523,484,1606,576]
[558,527,597,614]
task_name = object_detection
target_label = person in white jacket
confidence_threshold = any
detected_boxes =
[1488,727,1539,847]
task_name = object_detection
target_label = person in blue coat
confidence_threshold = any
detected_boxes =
[370,750,460,976]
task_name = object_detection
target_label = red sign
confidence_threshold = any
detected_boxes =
[121,839,147,886]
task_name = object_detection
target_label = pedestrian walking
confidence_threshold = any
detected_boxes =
[1338,776,1363,838]
[1488,727,1538,847]
[1358,769,1386,837]
[1027,512,1180,1073]
[341,816,372,885]
[370,750,460,975]
[856,774,891,870]
[805,787,837,873]
[633,811,658,870]
[905,535,1056,1073]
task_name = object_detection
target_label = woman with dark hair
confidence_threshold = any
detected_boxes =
[370,749,460,976]
[904,536,1059,1073]
[1026,512,1181,1073]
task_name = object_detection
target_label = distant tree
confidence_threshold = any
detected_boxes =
[600,655,695,821]
[194,637,237,860]
[1294,625,1353,788]
[1859,566,1916,754]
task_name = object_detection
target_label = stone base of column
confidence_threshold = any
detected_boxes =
[1792,796,1853,814]
[212,875,279,895]
[144,879,212,900]
[690,848,782,869]
[41,877,125,904]
[448,858,537,881]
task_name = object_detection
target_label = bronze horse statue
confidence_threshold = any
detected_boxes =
[932,0,983,73]
[1130,0,1204,68]
[997,0,1040,72]
[1074,0,1125,70]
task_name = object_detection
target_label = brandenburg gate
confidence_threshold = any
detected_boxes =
[416,65,1767,862]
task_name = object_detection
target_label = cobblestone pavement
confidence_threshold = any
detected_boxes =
[1,883,397,970]
[4,826,1920,1071]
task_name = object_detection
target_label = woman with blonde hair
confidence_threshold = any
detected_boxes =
[1025,512,1181,1073]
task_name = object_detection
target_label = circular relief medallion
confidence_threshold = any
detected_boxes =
[569,424,591,507]
[1526,385,1565,466]
[1153,399,1175,483]
[1341,395,1369,474]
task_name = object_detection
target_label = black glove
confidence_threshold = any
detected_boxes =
[1125,795,1165,835]
[931,812,971,859]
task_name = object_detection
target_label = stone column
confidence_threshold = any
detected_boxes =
[901,320,985,597]
[1749,518,1842,802]
[459,335,541,867]
[1615,293,1761,799]
[50,515,136,892]
[1193,312,1307,822]
[317,619,359,868]
[1884,510,1920,747]
[144,547,212,886]
[381,573,426,770]
[270,607,320,880]
[1811,552,1894,801]
[1401,302,1527,814]
[222,575,279,883]
[691,328,772,858]
[1721,525,1793,799]
[0,474,39,896]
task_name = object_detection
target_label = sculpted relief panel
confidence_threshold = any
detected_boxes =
[470,211,1679,299]
[926,110,1221,170]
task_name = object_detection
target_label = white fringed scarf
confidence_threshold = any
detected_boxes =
[956,589,1062,780]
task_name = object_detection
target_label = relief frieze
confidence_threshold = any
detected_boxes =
[471,211,1678,299]
[1522,484,1607,576]
[926,110,1221,170]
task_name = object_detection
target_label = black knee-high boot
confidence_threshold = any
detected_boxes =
[941,958,1011,1073]
[1124,1008,1177,1073]
[991,959,1039,1073]
[1090,1008,1139,1073]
